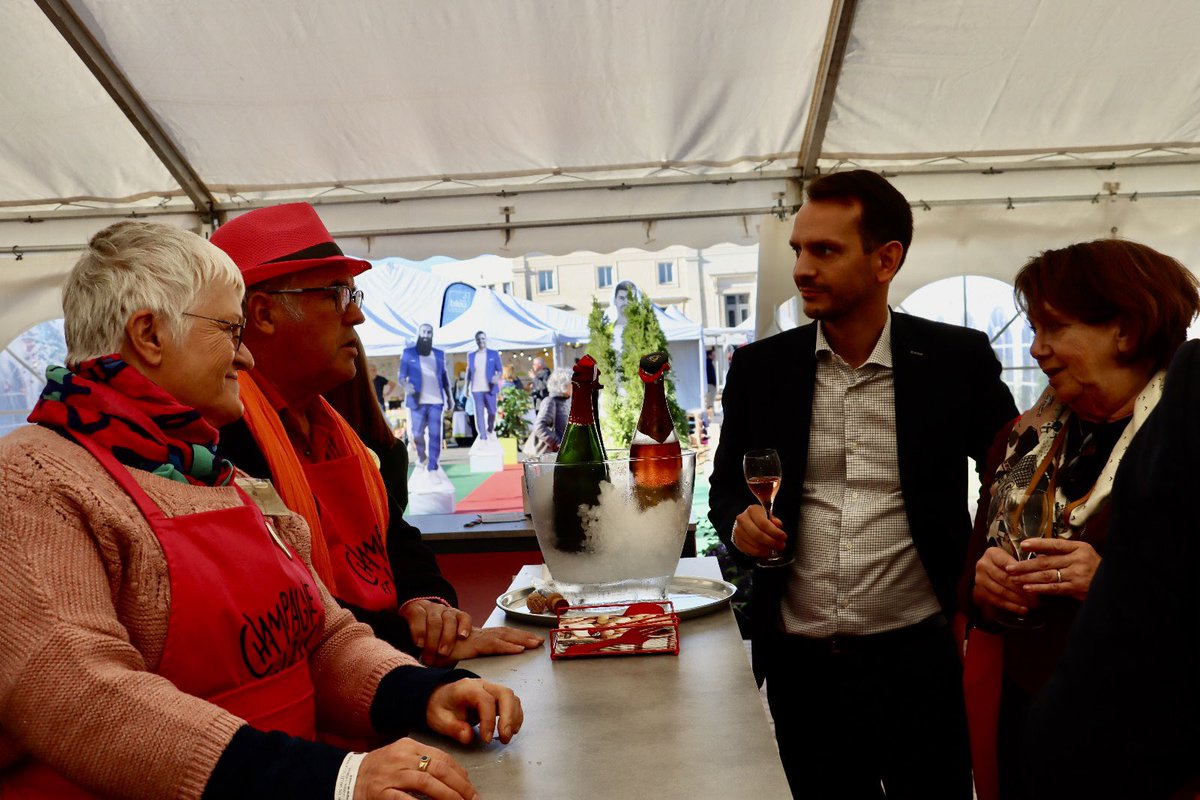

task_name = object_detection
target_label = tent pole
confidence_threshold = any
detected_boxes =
[797,0,860,179]
[34,0,218,221]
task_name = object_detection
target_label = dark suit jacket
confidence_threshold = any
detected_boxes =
[708,312,1016,680]
[1027,340,1200,799]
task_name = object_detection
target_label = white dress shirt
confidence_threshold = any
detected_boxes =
[781,313,942,637]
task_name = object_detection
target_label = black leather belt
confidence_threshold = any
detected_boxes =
[786,613,948,657]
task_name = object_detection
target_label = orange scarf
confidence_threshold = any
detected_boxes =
[236,372,390,596]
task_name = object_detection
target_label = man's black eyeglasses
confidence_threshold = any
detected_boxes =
[261,285,364,315]
[182,312,246,351]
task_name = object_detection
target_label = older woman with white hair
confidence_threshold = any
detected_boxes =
[525,367,572,454]
[0,221,521,799]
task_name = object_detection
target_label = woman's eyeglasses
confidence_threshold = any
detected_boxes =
[261,285,364,315]
[182,312,246,351]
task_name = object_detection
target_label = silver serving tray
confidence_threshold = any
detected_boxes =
[497,576,737,626]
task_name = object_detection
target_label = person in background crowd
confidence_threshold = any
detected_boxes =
[501,363,524,390]
[709,170,1016,799]
[961,239,1200,800]
[0,219,521,799]
[526,368,571,455]
[466,331,502,440]
[369,363,392,411]
[528,356,551,406]
[1026,338,1200,800]
[454,369,477,437]
[212,203,540,667]
[399,323,452,471]
[704,347,718,430]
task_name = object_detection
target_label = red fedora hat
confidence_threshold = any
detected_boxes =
[210,203,370,286]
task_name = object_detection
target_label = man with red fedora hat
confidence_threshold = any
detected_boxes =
[213,203,542,666]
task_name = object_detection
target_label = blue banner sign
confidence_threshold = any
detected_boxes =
[440,282,477,327]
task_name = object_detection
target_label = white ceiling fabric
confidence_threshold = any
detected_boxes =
[50,0,823,194]
[2,0,173,204]
[825,0,1200,160]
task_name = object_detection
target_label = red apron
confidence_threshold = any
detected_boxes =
[303,454,396,612]
[3,437,325,798]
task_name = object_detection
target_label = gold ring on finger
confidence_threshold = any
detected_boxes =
[417,755,431,772]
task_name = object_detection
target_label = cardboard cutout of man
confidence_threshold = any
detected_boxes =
[399,323,452,470]
[466,330,503,439]
[608,280,638,354]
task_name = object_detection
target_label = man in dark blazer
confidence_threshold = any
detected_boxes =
[709,170,1016,799]
[1026,339,1200,800]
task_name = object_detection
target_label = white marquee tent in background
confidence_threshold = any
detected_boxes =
[5,0,1200,420]
[354,261,707,409]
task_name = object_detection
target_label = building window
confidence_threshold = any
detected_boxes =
[502,282,512,294]
[537,269,555,293]
[597,265,613,289]
[657,261,674,285]
[724,293,750,327]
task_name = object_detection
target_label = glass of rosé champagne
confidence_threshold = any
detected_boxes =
[995,488,1049,628]
[743,449,790,567]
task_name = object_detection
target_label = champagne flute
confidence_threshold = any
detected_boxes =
[996,488,1048,628]
[743,449,790,567]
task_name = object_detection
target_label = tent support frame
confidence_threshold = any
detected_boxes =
[35,0,218,220]
[797,0,860,179]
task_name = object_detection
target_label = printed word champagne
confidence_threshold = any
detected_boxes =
[552,355,609,552]
[629,351,683,509]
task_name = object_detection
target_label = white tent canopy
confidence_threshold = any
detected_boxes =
[5,0,1200,346]
[355,260,707,410]
[356,261,591,356]
[655,306,705,414]
[434,289,583,354]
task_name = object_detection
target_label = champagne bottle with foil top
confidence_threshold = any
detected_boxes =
[552,355,609,552]
[629,351,683,508]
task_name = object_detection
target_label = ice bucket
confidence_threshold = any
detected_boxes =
[523,450,696,605]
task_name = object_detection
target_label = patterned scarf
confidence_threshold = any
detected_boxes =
[27,355,235,487]
[985,372,1165,554]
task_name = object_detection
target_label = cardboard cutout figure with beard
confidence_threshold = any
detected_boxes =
[415,327,434,356]
[398,322,451,470]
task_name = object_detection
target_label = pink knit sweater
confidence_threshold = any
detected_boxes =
[0,426,419,798]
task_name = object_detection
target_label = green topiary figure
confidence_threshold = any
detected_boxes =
[586,295,689,449]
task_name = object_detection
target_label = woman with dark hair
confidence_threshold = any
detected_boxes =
[962,238,1200,799]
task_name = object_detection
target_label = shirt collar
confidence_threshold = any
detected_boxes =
[814,310,894,369]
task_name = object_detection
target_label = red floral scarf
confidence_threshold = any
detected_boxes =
[28,355,234,487]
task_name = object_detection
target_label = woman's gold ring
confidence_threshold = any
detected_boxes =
[1055,569,1063,583]
[417,755,431,772]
